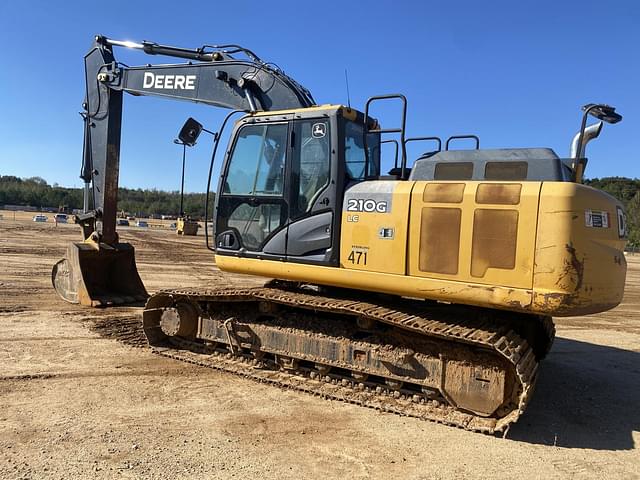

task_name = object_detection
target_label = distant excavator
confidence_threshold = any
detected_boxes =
[52,35,627,434]
[173,136,200,236]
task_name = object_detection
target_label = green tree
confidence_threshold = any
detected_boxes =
[0,176,216,219]
[627,191,640,248]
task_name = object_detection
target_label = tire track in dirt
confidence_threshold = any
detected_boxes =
[87,315,148,348]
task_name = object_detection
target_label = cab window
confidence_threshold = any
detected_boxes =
[293,120,330,217]
[224,123,288,196]
[344,121,380,180]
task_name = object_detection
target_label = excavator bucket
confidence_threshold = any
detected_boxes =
[52,242,148,307]
[176,217,199,236]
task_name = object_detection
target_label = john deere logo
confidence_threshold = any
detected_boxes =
[312,123,326,138]
[142,72,196,90]
[617,206,627,238]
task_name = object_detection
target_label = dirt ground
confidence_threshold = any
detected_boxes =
[1,211,638,479]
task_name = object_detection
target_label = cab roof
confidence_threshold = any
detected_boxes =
[249,104,375,126]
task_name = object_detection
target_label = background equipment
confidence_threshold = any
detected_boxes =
[173,135,199,236]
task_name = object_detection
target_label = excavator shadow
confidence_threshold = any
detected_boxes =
[508,336,639,450]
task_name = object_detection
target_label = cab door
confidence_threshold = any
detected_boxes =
[282,117,335,264]
[215,116,337,265]
[215,121,290,259]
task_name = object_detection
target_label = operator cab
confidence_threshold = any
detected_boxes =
[213,105,380,267]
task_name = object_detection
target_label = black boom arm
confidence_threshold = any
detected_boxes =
[80,35,315,244]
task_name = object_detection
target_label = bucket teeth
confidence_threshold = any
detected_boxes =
[52,241,148,307]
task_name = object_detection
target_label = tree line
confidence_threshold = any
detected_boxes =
[0,176,214,219]
[1,174,638,247]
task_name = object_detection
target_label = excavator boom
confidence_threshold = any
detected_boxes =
[53,35,315,306]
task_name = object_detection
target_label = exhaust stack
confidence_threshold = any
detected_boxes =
[570,103,622,183]
[570,121,603,159]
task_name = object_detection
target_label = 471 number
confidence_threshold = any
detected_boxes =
[347,250,368,265]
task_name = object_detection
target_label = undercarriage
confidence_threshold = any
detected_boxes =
[142,281,554,434]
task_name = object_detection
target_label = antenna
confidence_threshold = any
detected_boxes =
[344,69,351,108]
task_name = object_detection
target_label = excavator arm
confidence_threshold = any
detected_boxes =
[82,35,314,244]
[53,35,315,306]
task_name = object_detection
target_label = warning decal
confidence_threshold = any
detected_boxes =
[585,210,609,228]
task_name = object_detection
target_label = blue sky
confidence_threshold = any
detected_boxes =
[0,0,638,192]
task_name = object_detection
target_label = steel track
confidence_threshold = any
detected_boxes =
[143,284,555,435]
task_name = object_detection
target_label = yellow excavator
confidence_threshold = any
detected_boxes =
[52,35,627,434]
[173,137,200,236]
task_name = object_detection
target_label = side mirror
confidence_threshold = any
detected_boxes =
[178,117,203,146]
[583,103,622,124]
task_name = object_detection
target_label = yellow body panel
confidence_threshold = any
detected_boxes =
[217,255,534,311]
[340,182,412,274]
[406,181,541,289]
[217,180,627,317]
[532,182,627,314]
[250,104,344,117]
